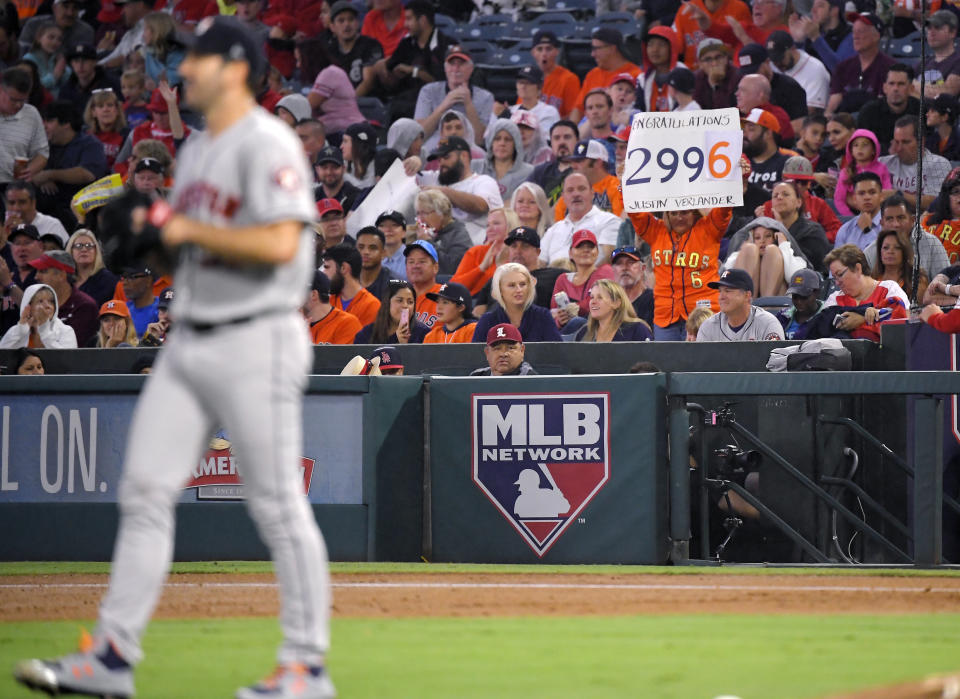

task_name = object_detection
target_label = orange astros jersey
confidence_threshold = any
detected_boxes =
[627,208,732,328]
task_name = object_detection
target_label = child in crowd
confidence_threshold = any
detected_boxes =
[423,283,476,343]
[833,129,891,216]
[84,88,129,170]
[121,70,150,128]
[141,12,186,88]
[608,72,637,128]
[23,21,68,95]
[795,115,826,168]
[685,306,714,341]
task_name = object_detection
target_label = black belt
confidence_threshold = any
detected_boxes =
[185,314,260,333]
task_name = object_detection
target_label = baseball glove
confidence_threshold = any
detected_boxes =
[98,190,173,271]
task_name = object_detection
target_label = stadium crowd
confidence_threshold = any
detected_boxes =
[5,0,960,366]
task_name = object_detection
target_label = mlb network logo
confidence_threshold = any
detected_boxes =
[472,392,610,556]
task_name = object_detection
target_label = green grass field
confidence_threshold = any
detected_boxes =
[2,563,959,698]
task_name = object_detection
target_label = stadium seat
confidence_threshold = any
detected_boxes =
[532,11,578,35]
[435,13,456,32]
[460,39,498,64]
[593,11,640,33]
[477,13,513,27]
[462,23,510,41]
[356,96,389,128]
[884,31,923,61]
[547,0,596,17]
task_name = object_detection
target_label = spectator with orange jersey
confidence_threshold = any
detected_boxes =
[322,244,382,327]
[570,28,641,124]
[529,31,581,119]
[422,282,476,343]
[304,269,362,345]
[672,0,752,68]
[628,205,733,341]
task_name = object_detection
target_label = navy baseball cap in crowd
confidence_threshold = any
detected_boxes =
[929,93,959,121]
[426,282,473,318]
[427,136,472,161]
[505,226,540,247]
[766,30,795,62]
[612,243,650,262]
[370,346,403,370]
[786,269,821,297]
[404,239,438,262]
[737,43,768,74]
[66,43,97,61]
[592,26,622,48]
[517,64,544,85]
[376,210,406,227]
[708,268,754,294]
[158,287,175,308]
[667,67,695,94]
[9,223,40,242]
[329,0,358,20]
[486,323,523,346]
[134,157,164,174]
[532,30,561,47]
[317,144,343,166]
[182,16,265,79]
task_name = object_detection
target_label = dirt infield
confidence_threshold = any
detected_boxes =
[3,572,960,622]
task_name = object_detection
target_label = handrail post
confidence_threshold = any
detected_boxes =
[669,395,691,564]
[913,397,943,567]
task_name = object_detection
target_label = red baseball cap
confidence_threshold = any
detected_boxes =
[608,72,637,89]
[571,229,597,248]
[610,124,631,143]
[741,107,780,134]
[147,88,168,113]
[29,251,76,274]
[486,323,522,345]
[99,299,131,319]
[316,198,343,218]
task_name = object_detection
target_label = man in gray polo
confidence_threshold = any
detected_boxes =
[697,269,785,341]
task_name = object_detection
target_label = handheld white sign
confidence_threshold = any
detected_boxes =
[621,108,744,213]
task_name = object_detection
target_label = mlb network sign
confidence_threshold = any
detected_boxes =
[472,392,610,556]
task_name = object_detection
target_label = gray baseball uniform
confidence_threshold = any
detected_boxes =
[696,306,785,342]
[95,107,330,669]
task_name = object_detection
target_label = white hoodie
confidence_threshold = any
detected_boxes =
[0,283,78,349]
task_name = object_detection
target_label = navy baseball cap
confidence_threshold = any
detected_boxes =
[157,287,175,308]
[311,270,331,294]
[517,64,544,85]
[426,281,473,317]
[182,16,265,81]
[667,67,695,94]
[404,239,438,262]
[592,26,622,48]
[532,30,560,47]
[9,223,40,242]
[505,226,540,247]
[370,346,403,370]
[66,43,97,61]
[786,269,821,296]
[317,144,343,166]
[427,136,472,161]
[708,268,754,293]
[376,210,406,227]
[737,43,768,74]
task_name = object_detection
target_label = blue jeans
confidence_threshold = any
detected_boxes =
[653,320,686,341]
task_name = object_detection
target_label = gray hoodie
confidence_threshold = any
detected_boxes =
[275,94,312,123]
[472,119,534,202]
[0,283,78,349]
[387,118,425,159]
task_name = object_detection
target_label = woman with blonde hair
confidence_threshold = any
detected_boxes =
[84,88,129,169]
[141,12,185,87]
[576,279,652,342]
[94,300,139,348]
[66,230,119,307]
[472,262,562,342]
[450,207,520,295]
[510,182,553,236]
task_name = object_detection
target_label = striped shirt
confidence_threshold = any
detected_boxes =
[0,104,49,183]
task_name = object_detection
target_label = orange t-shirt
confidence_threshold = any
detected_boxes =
[543,65,582,119]
[332,287,381,327]
[627,207,732,327]
[922,215,960,266]
[414,283,442,328]
[450,244,496,295]
[423,321,477,344]
[554,174,623,219]
[575,63,642,113]
[309,307,362,345]
[672,0,752,69]
[112,275,174,302]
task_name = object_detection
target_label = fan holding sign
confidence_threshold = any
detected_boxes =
[622,107,741,341]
